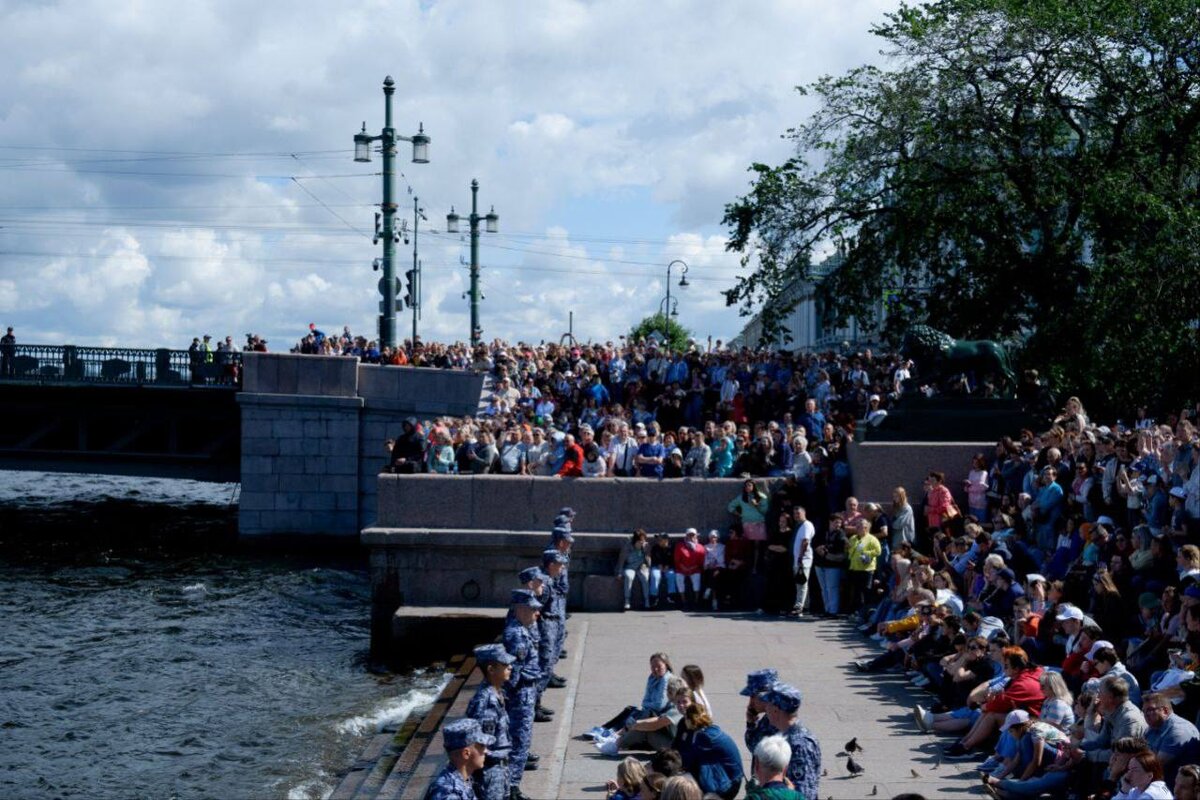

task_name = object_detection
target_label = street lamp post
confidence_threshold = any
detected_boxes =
[446,179,498,346]
[353,75,430,351]
[662,259,689,342]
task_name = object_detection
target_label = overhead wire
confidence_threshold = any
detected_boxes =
[0,248,738,282]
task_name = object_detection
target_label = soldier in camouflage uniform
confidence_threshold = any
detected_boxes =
[762,682,822,800]
[503,589,542,800]
[465,645,514,800]
[537,550,568,714]
[423,718,492,800]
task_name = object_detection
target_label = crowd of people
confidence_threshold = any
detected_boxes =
[385,337,910,479]
[839,398,1200,799]
[423,393,1200,799]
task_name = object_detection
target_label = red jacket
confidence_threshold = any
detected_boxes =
[674,541,707,575]
[983,667,1045,716]
[558,443,584,477]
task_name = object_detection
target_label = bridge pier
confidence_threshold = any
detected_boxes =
[236,354,483,537]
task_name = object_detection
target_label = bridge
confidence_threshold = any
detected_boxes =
[0,344,484,535]
[0,343,242,482]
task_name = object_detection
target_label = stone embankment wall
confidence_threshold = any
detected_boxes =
[236,354,484,536]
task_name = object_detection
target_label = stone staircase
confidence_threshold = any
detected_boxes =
[329,653,480,800]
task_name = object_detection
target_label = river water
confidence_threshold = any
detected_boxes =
[0,472,447,799]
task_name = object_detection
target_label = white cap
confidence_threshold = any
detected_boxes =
[1057,605,1084,622]
[685,527,698,536]
[1025,573,1047,585]
[1171,487,1189,500]
[1086,640,1115,660]
[1096,516,1115,527]
[1000,710,1030,731]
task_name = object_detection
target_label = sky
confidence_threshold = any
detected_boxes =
[0,0,900,350]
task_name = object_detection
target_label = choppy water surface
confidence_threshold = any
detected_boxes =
[0,472,446,799]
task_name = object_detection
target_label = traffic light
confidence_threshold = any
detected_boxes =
[403,269,416,309]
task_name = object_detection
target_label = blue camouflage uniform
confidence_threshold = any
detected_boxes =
[739,668,779,756]
[538,551,568,696]
[763,683,822,800]
[548,522,573,658]
[424,718,494,800]
[423,765,477,800]
[503,590,543,785]
[466,645,514,800]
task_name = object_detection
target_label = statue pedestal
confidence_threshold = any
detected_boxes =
[848,397,1046,506]
[848,439,989,508]
[866,396,1042,442]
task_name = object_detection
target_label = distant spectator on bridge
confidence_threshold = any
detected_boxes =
[0,326,14,377]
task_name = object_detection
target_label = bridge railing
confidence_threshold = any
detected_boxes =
[0,343,242,387]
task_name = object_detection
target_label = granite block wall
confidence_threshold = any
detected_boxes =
[363,528,629,609]
[373,474,778,535]
[846,440,988,506]
[236,353,487,536]
[238,393,363,535]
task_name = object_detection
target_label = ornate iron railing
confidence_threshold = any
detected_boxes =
[0,343,242,387]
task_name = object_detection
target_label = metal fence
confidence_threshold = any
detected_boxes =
[0,343,242,387]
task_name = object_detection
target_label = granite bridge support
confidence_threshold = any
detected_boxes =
[236,353,484,537]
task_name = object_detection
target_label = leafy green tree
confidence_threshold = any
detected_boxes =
[629,313,692,353]
[723,0,1200,414]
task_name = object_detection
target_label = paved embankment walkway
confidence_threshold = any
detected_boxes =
[405,611,987,799]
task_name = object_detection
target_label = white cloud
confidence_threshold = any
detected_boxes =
[0,0,900,348]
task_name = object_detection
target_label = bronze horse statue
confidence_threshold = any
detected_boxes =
[901,325,1017,396]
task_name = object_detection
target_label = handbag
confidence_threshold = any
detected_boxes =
[944,502,961,520]
[794,569,808,586]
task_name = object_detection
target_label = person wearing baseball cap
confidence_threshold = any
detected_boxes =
[503,589,542,797]
[762,682,822,800]
[537,550,569,700]
[740,669,780,759]
[548,528,573,661]
[518,567,547,595]
[426,718,493,799]
[466,645,515,800]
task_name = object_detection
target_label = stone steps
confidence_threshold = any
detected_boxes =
[331,653,480,800]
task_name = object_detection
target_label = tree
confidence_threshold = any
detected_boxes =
[723,0,1200,414]
[628,313,693,353]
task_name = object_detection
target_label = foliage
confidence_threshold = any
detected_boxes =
[722,0,1200,414]
[628,313,693,353]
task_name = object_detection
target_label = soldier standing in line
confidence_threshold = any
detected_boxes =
[465,645,515,800]
[503,589,542,800]
[762,683,822,800]
[547,523,573,681]
[536,550,568,718]
[518,566,555,728]
[423,718,492,800]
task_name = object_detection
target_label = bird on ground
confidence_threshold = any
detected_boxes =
[869,786,879,796]
[821,768,828,777]
[844,736,863,753]
[910,768,921,778]
[847,756,865,776]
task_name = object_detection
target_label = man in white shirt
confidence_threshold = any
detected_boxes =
[791,506,816,616]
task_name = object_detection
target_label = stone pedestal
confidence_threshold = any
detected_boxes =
[846,439,991,507]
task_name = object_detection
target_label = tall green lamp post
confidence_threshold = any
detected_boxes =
[353,76,430,351]
[445,180,498,347]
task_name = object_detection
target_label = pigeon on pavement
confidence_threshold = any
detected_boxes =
[844,737,863,754]
[847,756,865,776]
